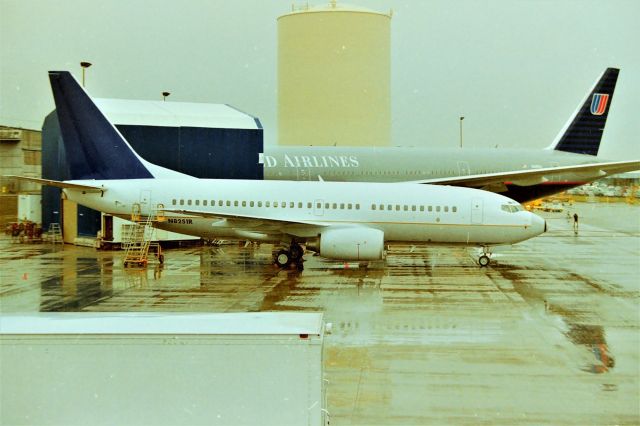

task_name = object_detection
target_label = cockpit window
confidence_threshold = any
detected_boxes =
[501,204,523,213]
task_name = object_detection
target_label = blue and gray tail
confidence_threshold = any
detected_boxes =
[49,71,156,180]
[548,68,619,156]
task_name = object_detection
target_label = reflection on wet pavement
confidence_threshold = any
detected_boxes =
[1,202,638,424]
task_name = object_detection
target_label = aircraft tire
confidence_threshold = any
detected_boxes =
[479,254,490,267]
[275,249,291,268]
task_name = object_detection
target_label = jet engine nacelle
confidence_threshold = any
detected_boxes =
[309,227,384,261]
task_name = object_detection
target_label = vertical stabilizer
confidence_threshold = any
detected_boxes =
[48,71,154,180]
[547,68,619,156]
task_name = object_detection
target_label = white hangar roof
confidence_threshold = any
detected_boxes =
[94,98,262,130]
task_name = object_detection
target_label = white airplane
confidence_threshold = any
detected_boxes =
[9,71,547,267]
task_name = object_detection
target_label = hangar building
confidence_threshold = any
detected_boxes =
[42,99,263,244]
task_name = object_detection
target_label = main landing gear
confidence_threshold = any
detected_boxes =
[274,242,304,269]
[478,246,492,267]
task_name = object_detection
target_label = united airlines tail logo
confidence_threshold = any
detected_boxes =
[590,93,609,115]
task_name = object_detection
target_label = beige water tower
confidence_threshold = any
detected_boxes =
[278,1,391,146]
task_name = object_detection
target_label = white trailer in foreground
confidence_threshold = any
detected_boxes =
[0,312,326,426]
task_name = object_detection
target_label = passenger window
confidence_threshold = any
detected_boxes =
[316,202,321,209]
[226,201,231,207]
[195,200,200,206]
[436,206,441,212]
[290,202,294,208]
[356,204,360,210]
[452,206,457,213]
[274,201,279,207]
[428,206,432,212]
[379,204,384,210]
[218,200,223,207]
[257,201,261,207]
[188,200,192,206]
[325,203,329,209]
[307,202,312,209]
[412,205,416,211]
[240,201,245,207]
[234,201,239,207]
[340,203,345,209]
[372,204,377,210]
[203,200,208,206]
[395,205,400,211]
[348,204,352,210]
[250,201,254,207]
[179,199,184,206]
[172,199,177,206]
[298,202,302,208]
[444,206,449,212]
[266,201,270,207]
[388,204,392,210]
[282,201,287,208]
[333,203,337,209]
[403,205,408,211]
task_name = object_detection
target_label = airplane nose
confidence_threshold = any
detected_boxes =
[530,212,546,236]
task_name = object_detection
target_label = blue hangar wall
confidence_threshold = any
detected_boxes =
[42,111,264,236]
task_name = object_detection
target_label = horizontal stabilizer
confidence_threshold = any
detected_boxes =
[3,176,105,192]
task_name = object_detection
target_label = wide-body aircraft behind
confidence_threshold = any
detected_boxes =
[8,71,547,268]
[262,68,638,202]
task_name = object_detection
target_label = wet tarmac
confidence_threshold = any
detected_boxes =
[1,201,639,425]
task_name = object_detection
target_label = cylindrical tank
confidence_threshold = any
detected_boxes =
[278,1,391,147]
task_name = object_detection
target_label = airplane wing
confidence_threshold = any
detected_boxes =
[408,160,640,189]
[162,208,331,238]
[3,176,105,192]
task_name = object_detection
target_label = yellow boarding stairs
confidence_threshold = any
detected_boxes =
[123,203,165,268]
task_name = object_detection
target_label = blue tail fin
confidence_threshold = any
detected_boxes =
[49,71,153,180]
[550,68,619,156]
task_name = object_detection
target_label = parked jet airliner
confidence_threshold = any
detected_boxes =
[10,71,546,267]
[260,68,638,202]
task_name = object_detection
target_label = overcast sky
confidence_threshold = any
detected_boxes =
[1,0,638,159]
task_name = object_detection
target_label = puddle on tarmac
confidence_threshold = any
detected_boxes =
[494,265,616,374]
[565,323,615,374]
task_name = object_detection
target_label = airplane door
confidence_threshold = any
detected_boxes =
[457,161,471,176]
[471,198,483,224]
[139,190,151,212]
[103,214,113,241]
[297,168,310,181]
[313,199,324,216]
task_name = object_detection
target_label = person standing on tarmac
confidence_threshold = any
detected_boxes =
[573,213,579,233]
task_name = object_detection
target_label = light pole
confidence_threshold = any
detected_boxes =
[162,91,171,101]
[459,116,465,148]
[80,62,92,87]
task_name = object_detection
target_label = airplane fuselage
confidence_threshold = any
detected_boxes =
[65,179,545,246]
[262,146,616,202]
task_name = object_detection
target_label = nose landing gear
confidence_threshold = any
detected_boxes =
[478,246,492,267]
